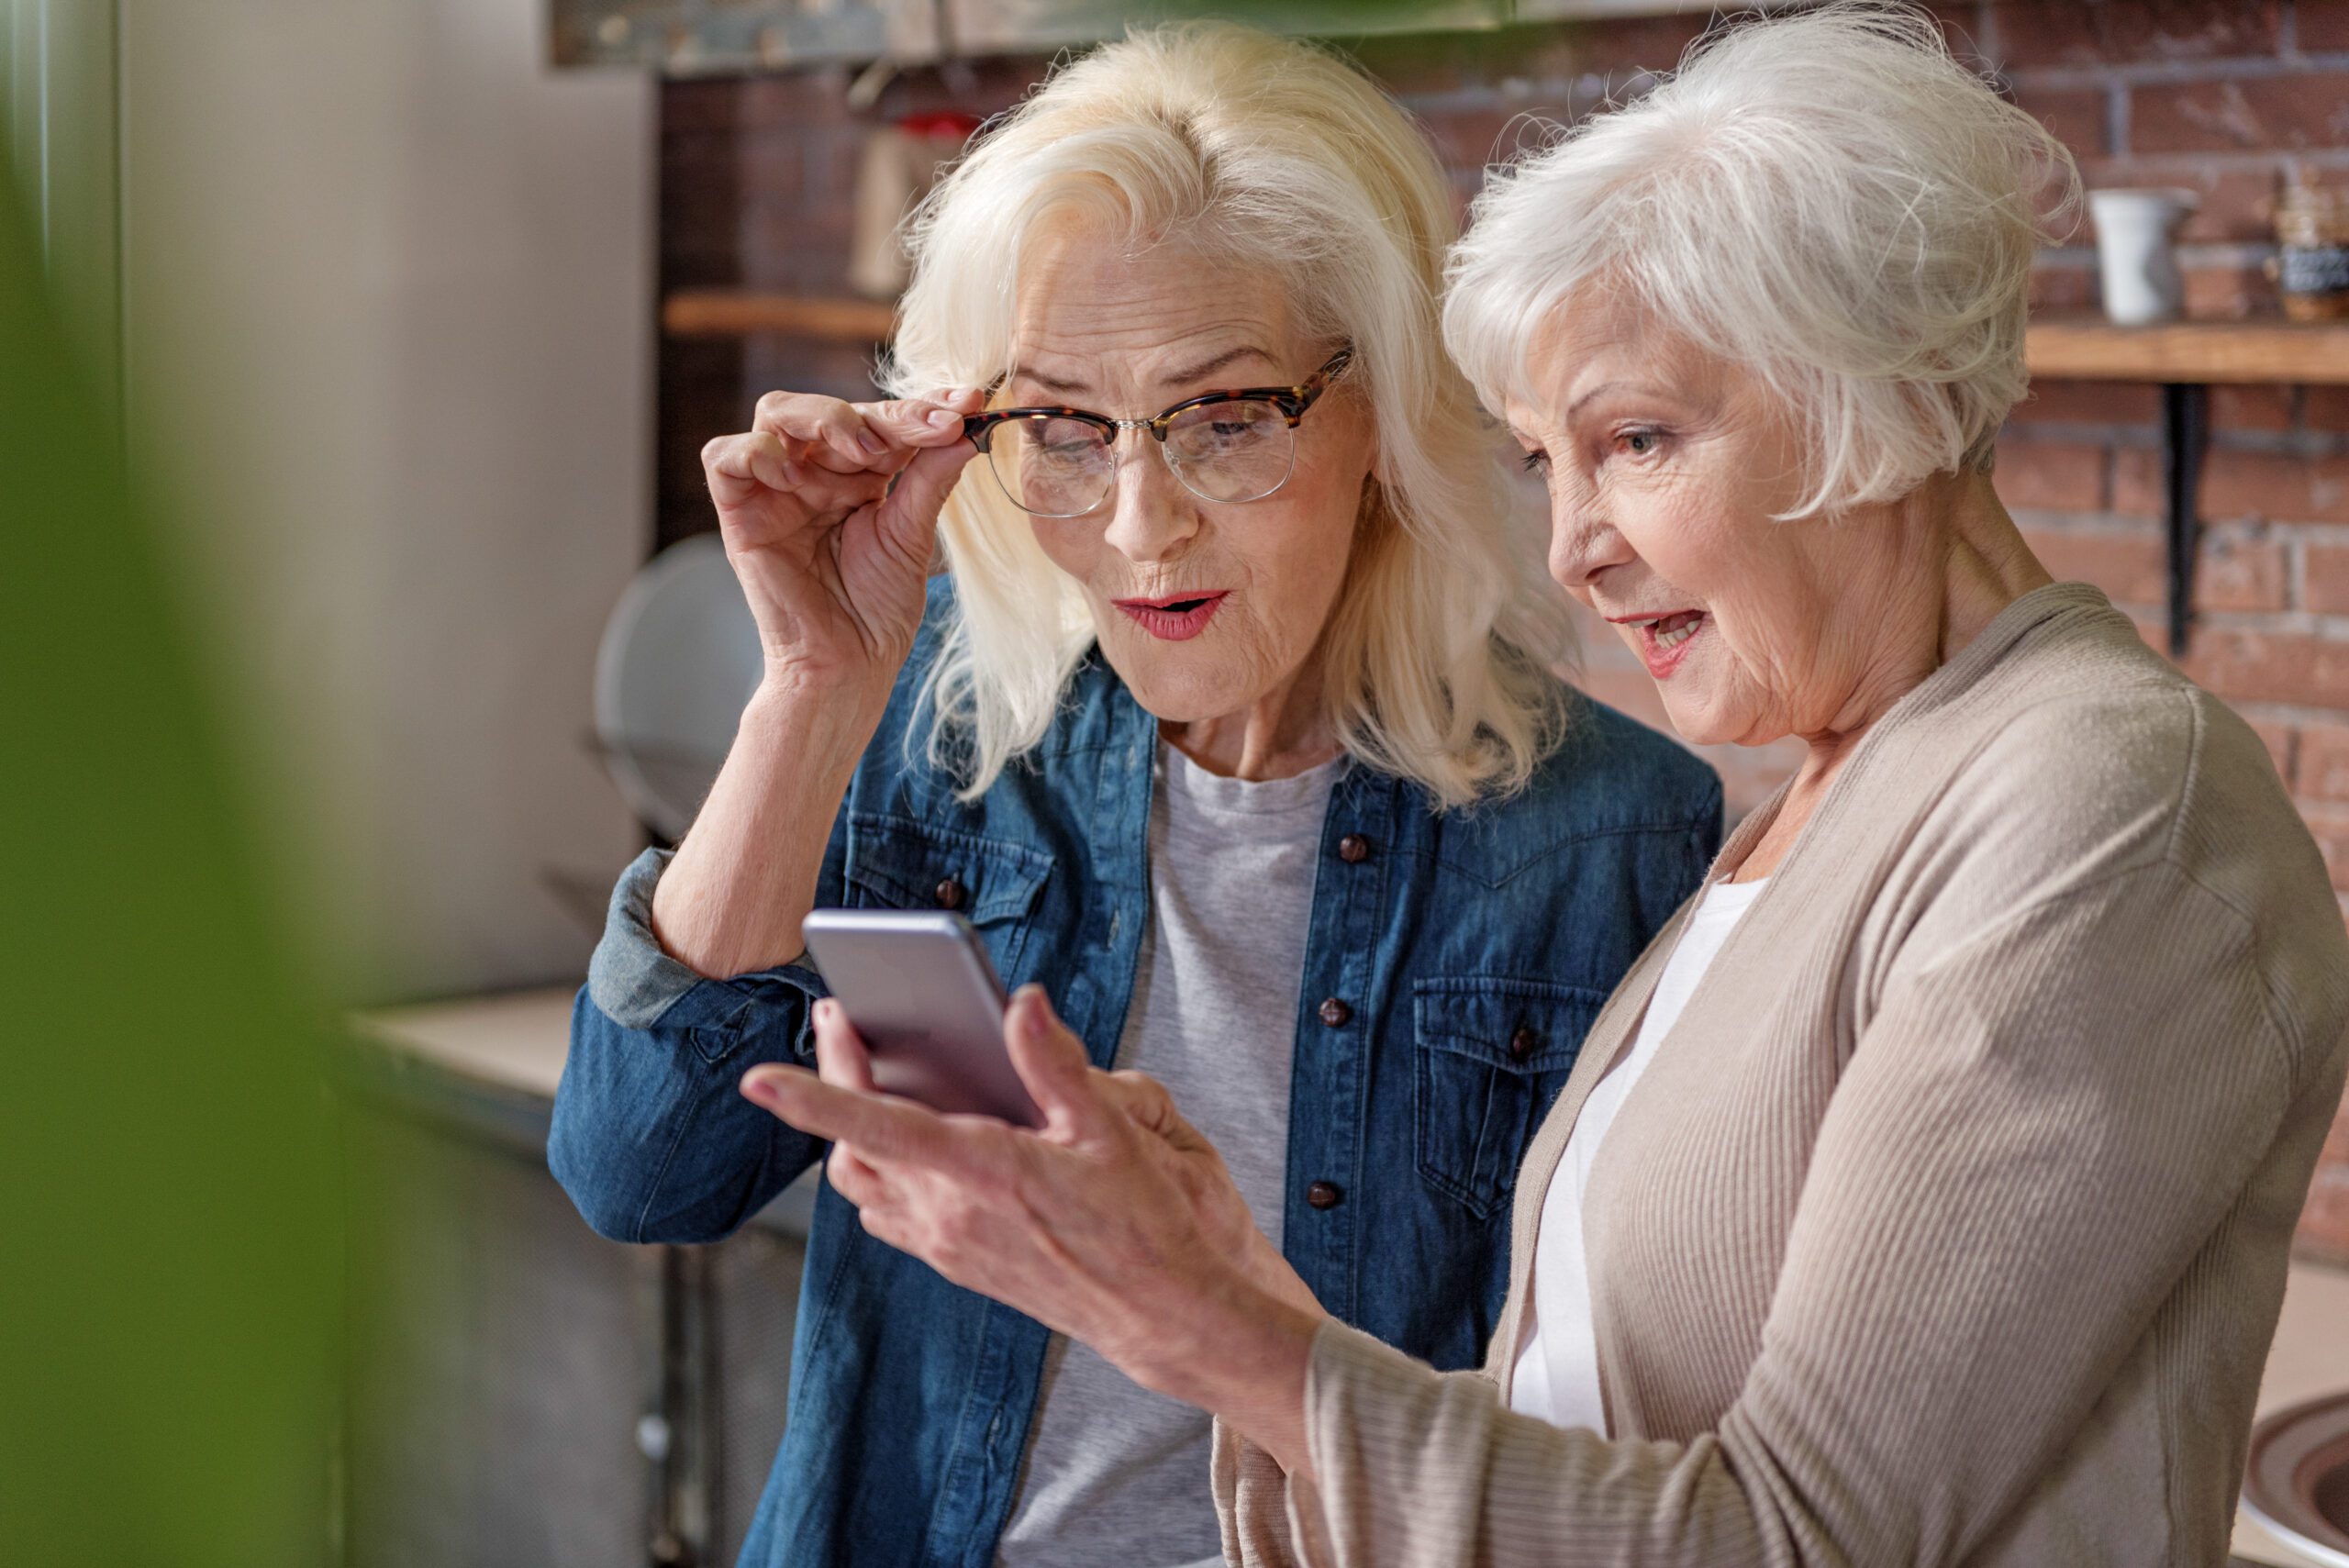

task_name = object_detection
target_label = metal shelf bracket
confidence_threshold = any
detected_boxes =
[2160,382,2210,659]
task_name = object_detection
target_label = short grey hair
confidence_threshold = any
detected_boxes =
[1443,2,2080,517]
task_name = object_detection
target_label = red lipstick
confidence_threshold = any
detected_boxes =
[1113,591,1227,642]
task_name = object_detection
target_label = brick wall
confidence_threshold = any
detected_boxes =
[656,0,2349,1262]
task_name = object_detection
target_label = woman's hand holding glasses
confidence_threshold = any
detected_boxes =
[699,385,987,706]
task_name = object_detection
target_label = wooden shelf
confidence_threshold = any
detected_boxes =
[662,295,2349,386]
[2013,315,2349,660]
[2025,316,2349,385]
[662,290,897,341]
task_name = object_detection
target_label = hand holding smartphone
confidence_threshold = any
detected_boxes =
[797,909,1047,1129]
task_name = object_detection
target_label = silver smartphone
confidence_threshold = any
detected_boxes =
[798,908,1045,1129]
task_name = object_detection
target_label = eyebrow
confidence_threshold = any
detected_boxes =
[1009,344,1280,400]
[1564,380,1634,420]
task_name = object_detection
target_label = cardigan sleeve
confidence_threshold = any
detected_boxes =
[1209,1415,1308,1567]
[1218,859,2323,1568]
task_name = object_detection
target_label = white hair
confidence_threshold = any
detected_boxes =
[882,21,1575,807]
[1443,1,2081,518]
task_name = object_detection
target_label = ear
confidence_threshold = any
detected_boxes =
[1354,470,1389,537]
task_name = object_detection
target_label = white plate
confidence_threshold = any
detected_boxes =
[2243,1390,2349,1568]
[592,534,762,840]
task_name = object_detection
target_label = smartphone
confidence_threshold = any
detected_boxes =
[798,908,1045,1129]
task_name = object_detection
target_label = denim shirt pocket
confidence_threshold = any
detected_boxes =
[840,812,1053,982]
[1412,976,1608,1219]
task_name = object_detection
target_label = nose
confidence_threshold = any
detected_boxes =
[1544,469,1633,593]
[1098,431,1200,565]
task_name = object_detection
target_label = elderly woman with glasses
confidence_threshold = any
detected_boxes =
[739,7,2349,1566]
[549,23,1717,1568]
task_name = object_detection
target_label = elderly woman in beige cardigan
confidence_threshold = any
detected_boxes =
[740,6,2349,1563]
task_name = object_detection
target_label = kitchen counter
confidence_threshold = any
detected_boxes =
[350,985,578,1100]
[344,984,820,1234]
[350,987,2349,1561]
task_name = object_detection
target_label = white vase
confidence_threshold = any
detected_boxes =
[2088,188,2199,326]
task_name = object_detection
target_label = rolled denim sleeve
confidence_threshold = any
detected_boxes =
[549,847,834,1244]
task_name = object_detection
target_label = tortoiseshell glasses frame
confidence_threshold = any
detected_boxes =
[960,347,1356,517]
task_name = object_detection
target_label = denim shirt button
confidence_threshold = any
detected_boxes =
[1307,1181,1344,1210]
[1337,833,1371,864]
[934,877,966,911]
[1508,1026,1540,1062]
[1318,997,1351,1028]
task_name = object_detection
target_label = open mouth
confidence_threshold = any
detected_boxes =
[1642,609,1705,650]
[1611,608,1709,675]
[1113,591,1228,642]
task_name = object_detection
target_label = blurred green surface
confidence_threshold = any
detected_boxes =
[0,162,333,1564]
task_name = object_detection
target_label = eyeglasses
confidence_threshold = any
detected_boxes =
[962,348,1355,518]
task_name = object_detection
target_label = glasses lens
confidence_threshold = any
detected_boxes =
[987,416,1113,517]
[1163,399,1294,503]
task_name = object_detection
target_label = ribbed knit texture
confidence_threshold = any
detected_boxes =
[1211,582,2349,1568]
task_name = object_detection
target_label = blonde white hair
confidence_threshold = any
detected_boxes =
[1443,2,2081,519]
[883,22,1574,807]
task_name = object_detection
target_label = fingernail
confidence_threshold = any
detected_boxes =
[927,407,962,428]
[815,998,837,1022]
[857,431,887,456]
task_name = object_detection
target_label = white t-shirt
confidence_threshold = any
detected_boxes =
[1509,875,1769,1434]
[995,740,1341,1568]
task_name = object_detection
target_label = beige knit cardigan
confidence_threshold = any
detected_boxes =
[1212,582,2349,1568]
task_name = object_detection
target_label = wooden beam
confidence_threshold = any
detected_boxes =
[662,291,899,342]
[2027,317,2349,385]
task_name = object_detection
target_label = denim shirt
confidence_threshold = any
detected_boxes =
[549,577,1721,1568]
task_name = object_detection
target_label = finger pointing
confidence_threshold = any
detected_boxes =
[740,1064,963,1168]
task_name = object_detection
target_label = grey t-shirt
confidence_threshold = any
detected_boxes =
[993,739,1340,1568]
